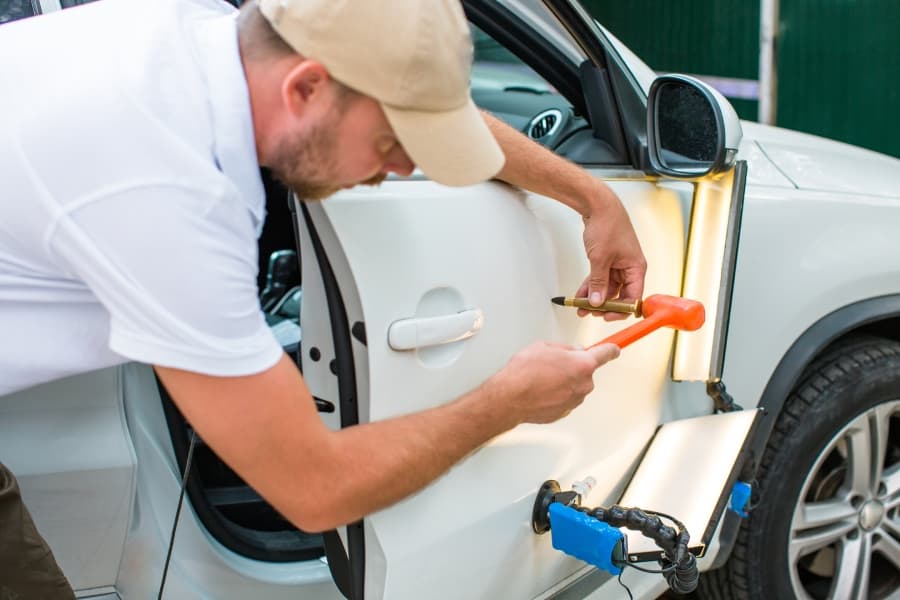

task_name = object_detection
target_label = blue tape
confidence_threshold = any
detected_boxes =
[549,503,624,575]
[729,481,752,518]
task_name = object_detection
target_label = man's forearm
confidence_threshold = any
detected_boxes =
[482,111,616,217]
[310,377,518,529]
[483,110,647,306]
[157,355,518,533]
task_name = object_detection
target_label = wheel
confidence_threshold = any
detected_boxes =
[700,336,900,599]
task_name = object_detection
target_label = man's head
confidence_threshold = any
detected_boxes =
[237,0,504,200]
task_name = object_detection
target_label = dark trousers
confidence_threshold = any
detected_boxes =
[0,462,75,600]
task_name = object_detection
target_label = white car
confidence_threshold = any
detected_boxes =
[3,1,900,599]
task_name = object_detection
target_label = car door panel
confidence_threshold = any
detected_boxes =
[301,173,690,598]
[298,209,344,432]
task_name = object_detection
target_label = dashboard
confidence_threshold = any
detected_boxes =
[471,62,623,165]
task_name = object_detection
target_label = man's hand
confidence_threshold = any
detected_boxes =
[575,184,647,321]
[482,112,647,320]
[489,341,620,424]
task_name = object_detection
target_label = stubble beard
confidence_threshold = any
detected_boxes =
[269,108,389,200]
[269,119,343,201]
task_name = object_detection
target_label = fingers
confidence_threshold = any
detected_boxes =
[573,274,636,320]
[585,343,620,367]
[587,263,612,307]
[542,340,579,351]
[617,265,647,304]
[574,279,591,317]
[505,339,620,425]
[602,311,628,322]
[601,276,626,321]
[575,279,589,298]
[574,276,612,319]
[599,269,642,320]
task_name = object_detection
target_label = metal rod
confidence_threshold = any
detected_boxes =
[552,297,642,316]
[759,0,779,125]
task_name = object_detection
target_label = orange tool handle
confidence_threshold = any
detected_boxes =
[587,294,706,351]
[590,313,672,350]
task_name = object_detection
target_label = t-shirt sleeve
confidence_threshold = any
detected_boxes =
[45,182,283,376]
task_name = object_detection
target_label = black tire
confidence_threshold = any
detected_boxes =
[700,336,900,600]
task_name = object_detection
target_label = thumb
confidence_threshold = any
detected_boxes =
[588,265,611,306]
[586,343,620,367]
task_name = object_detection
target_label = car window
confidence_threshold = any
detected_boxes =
[1,0,39,25]
[470,24,585,150]
[472,25,555,95]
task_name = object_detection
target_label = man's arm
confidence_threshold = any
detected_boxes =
[482,112,647,320]
[156,342,618,532]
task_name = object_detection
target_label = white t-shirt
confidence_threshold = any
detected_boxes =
[0,0,284,396]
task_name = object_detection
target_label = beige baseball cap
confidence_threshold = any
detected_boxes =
[258,0,505,187]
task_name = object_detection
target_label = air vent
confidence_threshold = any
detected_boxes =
[528,109,563,140]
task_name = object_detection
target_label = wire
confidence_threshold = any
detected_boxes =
[744,478,761,512]
[641,509,687,533]
[614,562,678,600]
[617,568,634,600]
[620,561,677,575]
[157,429,198,600]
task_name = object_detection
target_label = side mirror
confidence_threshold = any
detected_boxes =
[647,75,742,178]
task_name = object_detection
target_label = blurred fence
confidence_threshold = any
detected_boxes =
[584,0,900,158]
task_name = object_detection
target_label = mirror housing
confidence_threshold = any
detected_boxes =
[647,74,742,178]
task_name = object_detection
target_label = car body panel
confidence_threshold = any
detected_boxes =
[743,122,900,198]
[302,173,705,598]
[737,140,796,189]
[0,367,134,591]
[725,183,900,413]
[113,363,342,600]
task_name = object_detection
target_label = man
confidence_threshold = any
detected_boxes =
[0,0,646,596]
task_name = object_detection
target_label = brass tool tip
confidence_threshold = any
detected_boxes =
[550,296,642,316]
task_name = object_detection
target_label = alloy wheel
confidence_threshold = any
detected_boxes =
[788,400,900,599]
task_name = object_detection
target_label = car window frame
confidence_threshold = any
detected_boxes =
[464,0,652,170]
[539,0,652,168]
[464,1,587,119]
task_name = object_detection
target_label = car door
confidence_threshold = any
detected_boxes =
[296,1,742,599]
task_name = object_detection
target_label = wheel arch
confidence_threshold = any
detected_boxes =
[707,294,900,573]
[750,294,900,461]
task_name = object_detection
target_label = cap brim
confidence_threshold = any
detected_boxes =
[382,98,505,187]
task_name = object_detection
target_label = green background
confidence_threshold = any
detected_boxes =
[584,0,900,158]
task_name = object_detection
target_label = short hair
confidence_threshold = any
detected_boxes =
[237,1,296,62]
[237,1,360,103]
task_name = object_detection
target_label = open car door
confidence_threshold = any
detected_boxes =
[299,175,688,599]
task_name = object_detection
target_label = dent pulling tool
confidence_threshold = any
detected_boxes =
[553,294,705,349]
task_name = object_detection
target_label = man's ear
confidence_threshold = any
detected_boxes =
[281,60,331,119]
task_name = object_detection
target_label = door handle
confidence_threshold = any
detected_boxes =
[388,309,484,351]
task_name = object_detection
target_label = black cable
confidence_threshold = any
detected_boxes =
[744,478,761,512]
[619,561,676,575]
[157,429,198,600]
[643,509,687,532]
[616,568,634,600]
[663,553,699,595]
[578,504,698,594]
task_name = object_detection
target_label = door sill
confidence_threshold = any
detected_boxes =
[75,587,119,599]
